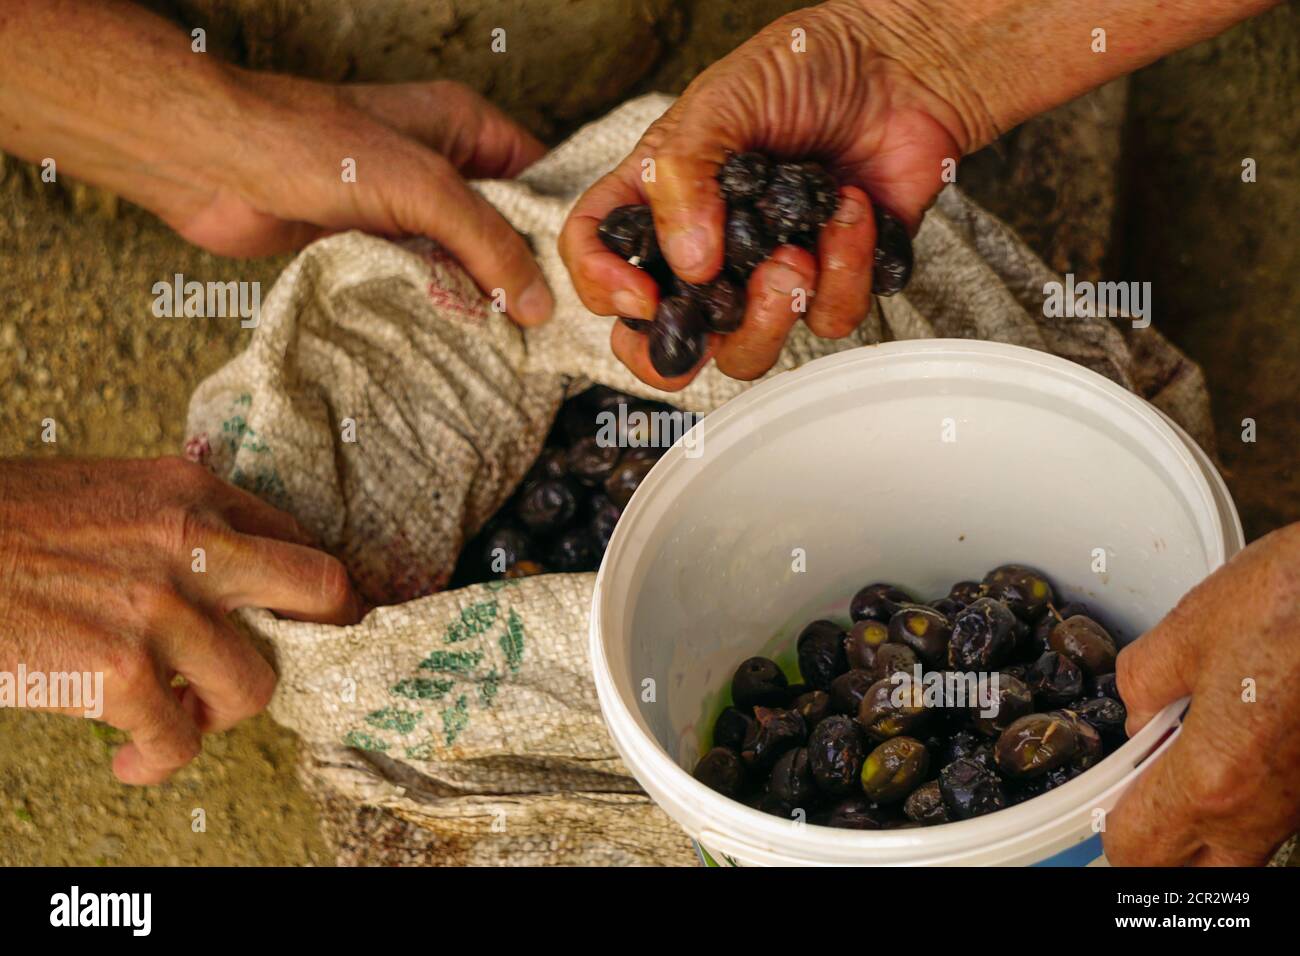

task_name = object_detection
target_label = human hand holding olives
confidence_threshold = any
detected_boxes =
[1106,523,1300,866]
[560,0,1278,389]
[0,0,553,327]
[0,458,360,785]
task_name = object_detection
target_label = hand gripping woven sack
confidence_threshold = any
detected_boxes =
[184,94,1216,866]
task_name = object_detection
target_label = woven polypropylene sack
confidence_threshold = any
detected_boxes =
[184,94,1215,866]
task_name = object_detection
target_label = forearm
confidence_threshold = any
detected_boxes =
[0,0,258,221]
[853,0,1282,151]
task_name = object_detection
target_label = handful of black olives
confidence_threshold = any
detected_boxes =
[692,564,1130,829]
[597,153,915,378]
[451,386,682,584]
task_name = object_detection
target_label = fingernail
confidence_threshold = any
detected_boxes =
[766,264,803,295]
[612,289,649,319]
[517,278,554,325]
[833,192,865,226]
[664,224,710,274]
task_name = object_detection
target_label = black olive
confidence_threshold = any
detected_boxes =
[796,619,848,691]
[860,736,929,803]
[828,668,876,716]
[597,204,660,264]
[982,564,1056,621]
[769,746,819,808]
[994,712,1079,778]
[971,673,1034,737]
[1088,672,1120,701]
[603,455,655,508]
[564,436,622,488]
[792,689,832,729]
[693,747,744,798]
[717,151,772,202]
[939,757,1007,819]
[755,161,837,242]
[740,706,806,771]
[947,581,984,606]
[1073,695,1127,742]
[648,295,709,378]
[526,446,568,483]
[724,207,774,280]
[948,597,1018,669]
[547,527,600,572]
[1052,708,1104,770]
[730,657,788,709]
[904,780,952,825]
[849,582,912,623]
[712,706,754,752]
[619,316,654,333]
[479,524,534,578]
[888,605,952,668]
[872,643,920,683]
[514,478,579,535]
[1025,650,1085,708]
[929,597,964,625]
[588,495,622,550]
[807,715,866,796]
[682,277,746,333]
[940,730,996,772]
[1048,615,1118,676]
[822,797,893,830]
[871,205,913,296]
[1032,600,1093,654]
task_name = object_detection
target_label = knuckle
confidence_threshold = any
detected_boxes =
[154,455,212,494]
[124,579,187,629]
[104,643,157,695]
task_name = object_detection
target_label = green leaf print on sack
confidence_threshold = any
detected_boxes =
[445,599,499,643]
[500,609,525,673]
[418,649,484,674]
[442,695,471,745]
[343,730,389,753]
[390,676,455,700]
[365,708,421,734]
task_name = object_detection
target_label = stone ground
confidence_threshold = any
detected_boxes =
[0,1,1296,865]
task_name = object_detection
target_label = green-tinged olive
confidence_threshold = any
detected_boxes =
[792,689,832,729]
[730,657,788,709]
[829,669,876,716]
[822,797,893,830]
[971,673,1034,737]
[858,676,931,741]
[940,757,1008,819]
[712,706,754,752]
[948,597,1018,669]
[982,564,1056,621]
[740,706,806,770]
[872,643,920,682]
[693,747,744,798]
[1048,615,1118,676]
[1052,708,1104,770]
[1032,601,1094,655]
[1073,695,1128,741]
[844,619,890,670]
[849,583,912,623]
[994,712,1078,778]
[807,715,867,796]
[903,780,952,824]
[1026,651,1084,708]
[796,619,849,691]
[888,605,952,668]
[769,746,819,807]
[860,736,929,803]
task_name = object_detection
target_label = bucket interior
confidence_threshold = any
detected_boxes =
[599,344,1226,774]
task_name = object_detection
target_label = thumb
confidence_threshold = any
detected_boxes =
[1115,601,1200,735]
[644,111,740,284]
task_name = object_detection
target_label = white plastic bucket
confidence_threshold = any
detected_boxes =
[590,339,1244,866]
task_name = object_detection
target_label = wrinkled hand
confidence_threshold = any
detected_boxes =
[560,1,968,389]
[1106,523,1300,865]
[161,77,554,327]
[0,457,360,784]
